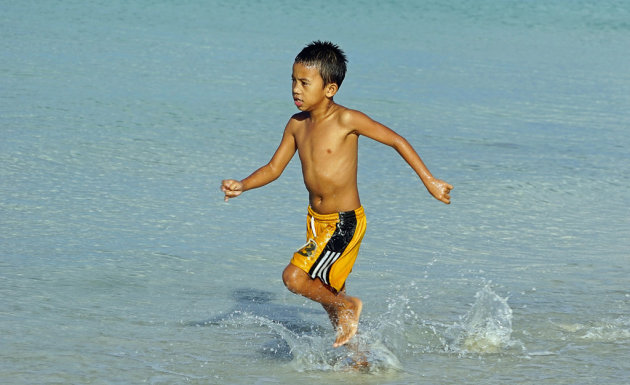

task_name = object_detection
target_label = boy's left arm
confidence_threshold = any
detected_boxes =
[347,110,453,204]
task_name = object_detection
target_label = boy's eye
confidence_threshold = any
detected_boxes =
[291,77,309,87]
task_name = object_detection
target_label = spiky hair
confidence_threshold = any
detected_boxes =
[295,41,348,88]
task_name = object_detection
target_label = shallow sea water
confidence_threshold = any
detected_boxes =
[1,1,629,384]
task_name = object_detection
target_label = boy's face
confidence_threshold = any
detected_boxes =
[291,62,336,111]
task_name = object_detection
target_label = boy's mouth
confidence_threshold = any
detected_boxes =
[294,98,303,107]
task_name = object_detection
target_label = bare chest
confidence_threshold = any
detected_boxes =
[295,123,354,160]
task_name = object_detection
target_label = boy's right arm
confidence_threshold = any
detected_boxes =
[221,121,297,202]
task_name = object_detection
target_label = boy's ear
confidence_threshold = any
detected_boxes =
[325,82,339,98]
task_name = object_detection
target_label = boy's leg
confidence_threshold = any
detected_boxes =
[322,285,352,330]
[322,285,346,328]
[282,264,362,347]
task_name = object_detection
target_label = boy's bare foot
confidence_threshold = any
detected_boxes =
[333,297,362,348]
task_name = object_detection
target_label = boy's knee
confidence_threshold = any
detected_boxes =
[282,264,304,293]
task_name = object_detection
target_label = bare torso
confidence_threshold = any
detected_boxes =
[290,106,361,214]
[222,94,451,212]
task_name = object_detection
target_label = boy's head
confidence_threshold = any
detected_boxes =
[295,41,347,88]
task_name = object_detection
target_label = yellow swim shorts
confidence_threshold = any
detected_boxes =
[290,206,366,292]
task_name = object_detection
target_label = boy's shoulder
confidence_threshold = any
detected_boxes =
[336,106,365,124]
[334,106,375,136]
[285,112,309,134]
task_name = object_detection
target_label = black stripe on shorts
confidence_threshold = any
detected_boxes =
[308,210,358,286]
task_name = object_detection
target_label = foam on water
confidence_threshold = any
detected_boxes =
[554,317,630,343]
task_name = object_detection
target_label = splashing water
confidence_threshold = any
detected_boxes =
[205,284,517,375]
[215,310,402,373]
[445,286,514,354]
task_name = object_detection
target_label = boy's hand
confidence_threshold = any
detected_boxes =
[221,179,243,202]
[426,179,453,204]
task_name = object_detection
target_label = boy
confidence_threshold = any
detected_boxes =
[221,41,452,348]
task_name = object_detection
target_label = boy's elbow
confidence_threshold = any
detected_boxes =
[392,136,411,153]
[266,163,283,181]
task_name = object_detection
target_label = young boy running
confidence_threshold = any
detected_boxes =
[221,41,452,348]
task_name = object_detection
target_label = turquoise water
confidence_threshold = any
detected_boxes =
[2,1,629,384]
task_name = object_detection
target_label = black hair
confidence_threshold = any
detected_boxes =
[295,41,347,88]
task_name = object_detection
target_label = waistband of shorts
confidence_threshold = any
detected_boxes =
[307,205,365,222]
